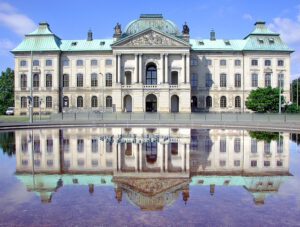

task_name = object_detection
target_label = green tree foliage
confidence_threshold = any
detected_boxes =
[285,103,300,113]
[249,131,281,143]
[245,87,283,113]
[0,68,14,114]
[0,132,15,157]
[291,77,300,106]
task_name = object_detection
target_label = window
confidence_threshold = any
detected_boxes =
[21,74,27,88]
[63,74,69,87]
[46,96,52,108]
[277,160,283,167]
[191,73,198,88]
[269,38,274,44]
[205,73,213,87]
[220,59,226,66]
[277,139,283,153]
[106,73,112,87]
[63,59,69,66]
[278,74,284,88]
[33,74,39,87]
[63,96,69,107]
[191,58,198,66]
[105,59,112,66]
[251,139,257,153]
[234,160,240,167]
[251,59,258,66]
[220,160,226,167]
[76,59,83,66]
[46,59,52,66]
[47,138,53,153]
[21,96,27,108]
[91,73,98,87]
[278,60,284,66]
[234,138,241,153]
[235,96,241,108]
[47,160,53,167]
[106,142,113,153]
[92,160,98,167]
[106,96,112,107]
[264,142,270,154]
[206,59,212,66]
[91,59,98,66]
[264,161,270,167]
[234,74,241,87]
[91,96,97,107]
[146,63,157,85]
[34,137,40,153]
[77,73,83,87]
[77,96,83,107]
[251,160,257,167]
[91,139,98,153]
[265,73,271,87]
[63,138,70,152]
[258,38,264,44]
[33,60,39,66]
[265,60,271,66]
[220,74,227,87]
[206,96,212,108]
[204,139,212,153]
[220,96,226,108]
[20,60,27,67]
[171,71,178,85]
[220,138,226,153]
[33,96,39,107]
[77,139,84,153]
[46,74,52,87]
[235,59,241,66]
[251,73,258,87]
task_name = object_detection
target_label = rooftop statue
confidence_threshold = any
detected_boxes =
[182,22,189,35]
[114,22,122,36]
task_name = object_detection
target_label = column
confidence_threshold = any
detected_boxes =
[139,54,142,83]
[164,54,168,84]
[164,144,168,172]
[139,144,142,171]
[183,54,186,83]
[160,54,164,84]
[186,54,190,83]
[117,54,121,83]
[135,54,138,84]
[117,143,121,171]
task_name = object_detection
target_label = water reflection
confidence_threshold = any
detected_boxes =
[15,128,291,209]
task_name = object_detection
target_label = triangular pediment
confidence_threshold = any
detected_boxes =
[112,28,190,48]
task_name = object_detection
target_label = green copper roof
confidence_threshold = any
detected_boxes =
[28,22,55,35]
[245,21,278,38]
[190,39,246,51]
[60,39,113,51]
[125,14,180,36]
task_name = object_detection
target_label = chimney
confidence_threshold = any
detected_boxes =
[87,29,93,41]
[210,29,216,41]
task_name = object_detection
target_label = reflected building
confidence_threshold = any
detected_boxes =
[15,128,291,207]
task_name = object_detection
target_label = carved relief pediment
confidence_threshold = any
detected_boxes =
[114,30,188,47]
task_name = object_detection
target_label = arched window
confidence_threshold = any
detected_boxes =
[77,96,83,107]
[33,96,39,107]
[235,96,241,108]
[21,96,27,108]
[206,96,212,108]
[146,63,157,85]
[63,96,69,107]
[63,74,69,87]
[33,74,39,88]
[46,96,52,108]
[77,73,83,87]
[91,96,98,107]
[46,74,52,87]
[21,74,27,88]
[220,96,226,108]
[91,73,98,87]
[106,96,112,107]
[106,73,112,87]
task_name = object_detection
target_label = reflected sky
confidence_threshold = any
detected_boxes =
[0,128,300,226]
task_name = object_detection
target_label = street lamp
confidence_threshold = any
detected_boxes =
[99,72,104,113]
[29,51,33,123]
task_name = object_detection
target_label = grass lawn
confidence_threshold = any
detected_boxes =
[0,115,51,123]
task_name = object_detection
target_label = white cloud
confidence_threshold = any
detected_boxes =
[0,39,15,55]
[243,13,253,21]
[0,2,36,36]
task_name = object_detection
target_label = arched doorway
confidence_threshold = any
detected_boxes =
[145,94,157,112]
[124,95,132,112]
[191,96,197,111]
[171,95,179,112]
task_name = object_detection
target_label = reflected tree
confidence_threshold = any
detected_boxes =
[0,132,15,156]
[248,131,281,143]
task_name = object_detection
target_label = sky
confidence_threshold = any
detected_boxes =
[0,0,299,79]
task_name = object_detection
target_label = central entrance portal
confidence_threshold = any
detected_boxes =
[145,94,157,112]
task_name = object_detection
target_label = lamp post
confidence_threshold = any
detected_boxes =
[29,51,33,123]
[99,72,104,113]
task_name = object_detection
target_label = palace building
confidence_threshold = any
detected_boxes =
[12,14,293,115]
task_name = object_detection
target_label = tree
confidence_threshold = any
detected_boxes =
[249,131,281,143]
[0,68,14,114]
[245,87,283,113]
[285,103,300,113]
[291,77,300,106]
[0,132,15,157]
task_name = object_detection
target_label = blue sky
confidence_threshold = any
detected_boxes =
[0,0,299,79]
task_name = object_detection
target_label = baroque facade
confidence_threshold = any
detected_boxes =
[12,14,293,115]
